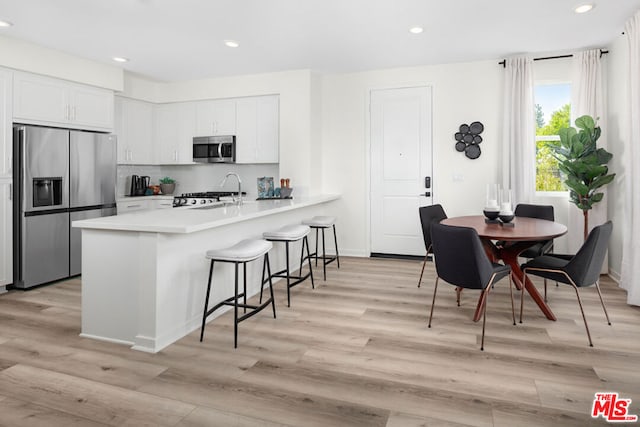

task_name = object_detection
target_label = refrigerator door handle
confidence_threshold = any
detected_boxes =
[8,183,11,201]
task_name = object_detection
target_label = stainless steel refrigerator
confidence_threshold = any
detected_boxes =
[12,125,117,289]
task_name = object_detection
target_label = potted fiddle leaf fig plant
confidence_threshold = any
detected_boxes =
[159,176,176,195]
[551,115,615,241]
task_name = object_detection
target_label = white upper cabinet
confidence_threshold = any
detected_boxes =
[0,68,12,178]
[154,102,196,164]
[13,71,114,132]
[195,99,236,136]
[115,96,154,164]
[236,95,279,164]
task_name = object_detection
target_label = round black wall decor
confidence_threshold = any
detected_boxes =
[454,121,484,159]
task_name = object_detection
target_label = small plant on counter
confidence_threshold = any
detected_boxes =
[159,176,176,195]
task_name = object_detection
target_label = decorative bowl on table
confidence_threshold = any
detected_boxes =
[499,212,515,223]
[483,208,500,220]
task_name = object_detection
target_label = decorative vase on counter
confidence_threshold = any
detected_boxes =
[160,183,175,195]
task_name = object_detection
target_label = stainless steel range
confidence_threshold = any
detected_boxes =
[172,191,245,207]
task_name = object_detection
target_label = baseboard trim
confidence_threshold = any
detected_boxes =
[370,252,426,261]
[608,268,621,284]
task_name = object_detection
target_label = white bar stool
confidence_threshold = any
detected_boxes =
[303,216,340,280]
[200,239,275,348]
[262,224,314,307]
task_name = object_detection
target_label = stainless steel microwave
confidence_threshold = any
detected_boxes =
[193,135,236,163]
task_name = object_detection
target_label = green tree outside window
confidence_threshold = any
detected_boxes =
[535,103,570,191]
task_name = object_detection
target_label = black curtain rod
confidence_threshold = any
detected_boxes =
[498,49,609,68]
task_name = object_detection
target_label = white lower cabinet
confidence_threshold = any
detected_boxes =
[0,178,12,288]
[117,197,174,213]
[117,199,150,213]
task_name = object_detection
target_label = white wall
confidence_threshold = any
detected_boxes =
[0,35,123,90]
[320,61,503,256]
[606,34,630,280]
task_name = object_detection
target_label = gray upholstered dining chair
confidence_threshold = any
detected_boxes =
[429,222,515,351]
[417,204,447,288]
[521,221,613,347]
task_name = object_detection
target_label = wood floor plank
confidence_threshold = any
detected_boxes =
[0,397,109,427]
[0,364,195,426]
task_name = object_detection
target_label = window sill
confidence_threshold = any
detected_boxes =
[535,191,569,199]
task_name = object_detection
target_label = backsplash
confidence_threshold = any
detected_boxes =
[117,163,279,198]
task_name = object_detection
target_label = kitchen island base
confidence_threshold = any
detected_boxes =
[77,196,339,353]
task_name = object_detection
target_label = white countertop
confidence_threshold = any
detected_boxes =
[73,194,340,234]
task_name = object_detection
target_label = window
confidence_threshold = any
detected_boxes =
[534,83,570,192]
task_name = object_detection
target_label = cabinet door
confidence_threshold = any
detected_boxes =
[0,68,12,178]
[235,98,258,163]
[115,97,154,164]
[236,95,279,164]
[117,199,150,213]
[0,179,12,287]
[13,72,69,125]
[195,99,236,136]
[256,95,279,163]
[155,102,196,164]
[150,199,174,209]
[69,84,114,131]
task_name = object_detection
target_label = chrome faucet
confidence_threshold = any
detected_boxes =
[220,172,242,205]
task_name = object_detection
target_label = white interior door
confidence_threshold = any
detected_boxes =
[370,86,433,255]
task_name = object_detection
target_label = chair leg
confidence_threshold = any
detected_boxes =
[508,273,516,326]
[259,252,267,304]
[456,287,461,307]
[233,262,239,349]
[428,277,440,328]
[314,228,319,266]
[544,278,547,302]
[481,285,491,351]
[285,241,291,307]
[333,224,340,268]
[243,262,247,314]
[594,281,612,326]
[417,254,428,288]
[572,285,594,347]
[321,228,327,281]
[305,236,315,288]
[200,260,215,342]
[264,253,276,318]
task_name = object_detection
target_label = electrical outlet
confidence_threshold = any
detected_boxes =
[453,173,464,182]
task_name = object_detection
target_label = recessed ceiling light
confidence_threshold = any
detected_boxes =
[575,4,594,13]
[224,40,240,48]
[409,26,424,34]
[0,20,13,27]
[112,57,129,63]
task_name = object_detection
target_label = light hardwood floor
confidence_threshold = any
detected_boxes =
[0,256,639,426]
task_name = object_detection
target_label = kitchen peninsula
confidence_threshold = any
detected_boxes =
[72,195,340,353]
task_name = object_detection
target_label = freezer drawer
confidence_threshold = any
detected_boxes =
[19,212,69,289]
[70,207,116,276]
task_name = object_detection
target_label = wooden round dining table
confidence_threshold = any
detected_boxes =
[441,215,568,322]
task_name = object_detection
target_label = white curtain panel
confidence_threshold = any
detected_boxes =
[501,56,535,205]
[569,50,608,273]
[621,12,640,306]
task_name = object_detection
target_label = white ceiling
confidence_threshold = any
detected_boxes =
[1,0,639,82]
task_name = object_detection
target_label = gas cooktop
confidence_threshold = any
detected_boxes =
[173,191,246,207]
